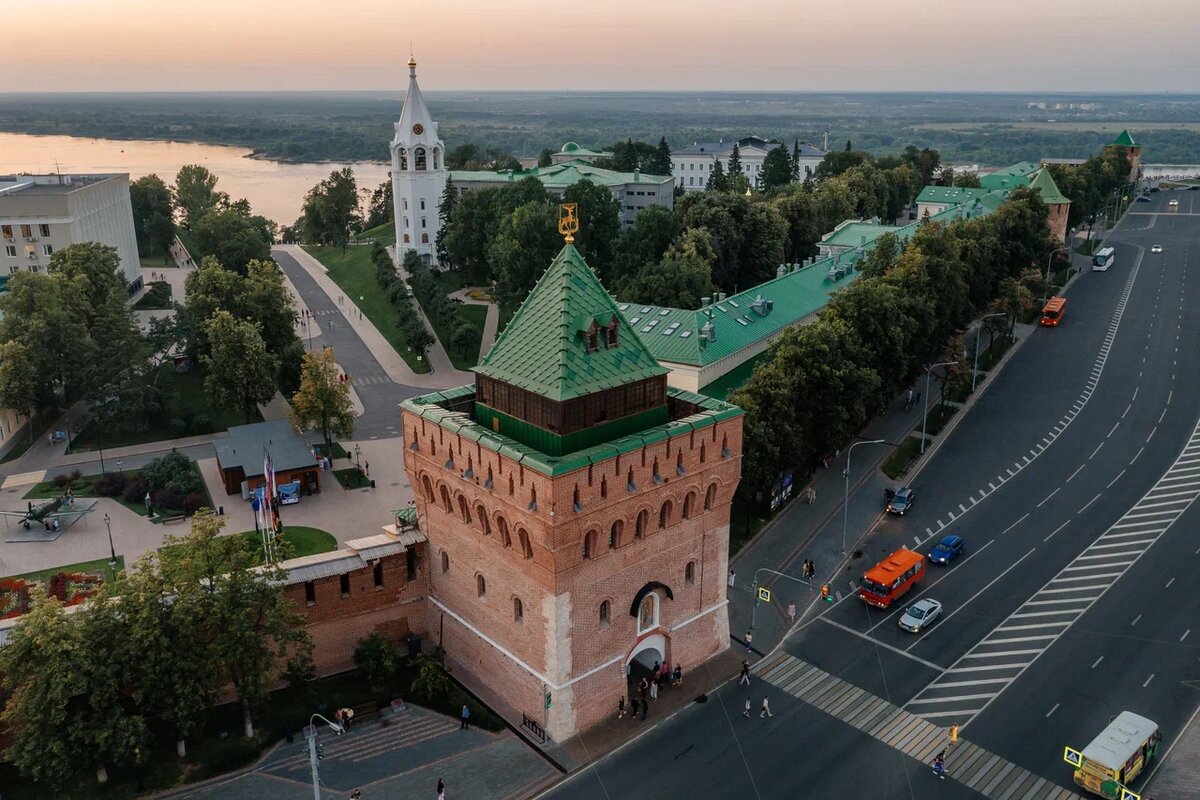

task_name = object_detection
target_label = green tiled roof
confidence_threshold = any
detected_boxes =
[560,142,609,157]
[979,161,1039,189]
[474,244,668,401]
[401,386,742,477]
[449,160,670,190]
[820,222,904,249]
[915,185,990,206]
[1029,168,1070,205]
[1112,129,1137,147]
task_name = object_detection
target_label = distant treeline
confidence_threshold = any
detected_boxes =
[3,91,1200,165]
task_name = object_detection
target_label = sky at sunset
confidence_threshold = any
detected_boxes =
[6,0,1199,93]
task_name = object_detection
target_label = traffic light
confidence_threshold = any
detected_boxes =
[544,691,552,710]
[316,744,325,761]
[821,584,833,602]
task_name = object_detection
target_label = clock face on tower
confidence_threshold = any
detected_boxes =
[412,123,424,135]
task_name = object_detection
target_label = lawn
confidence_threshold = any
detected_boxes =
[920,404,958,438]
[235,526,337,560]
[302,244,430,374]
[133,280,173,310]
[140,254,169,268]
[333,467,371,489]
[70,363,258,450]
[4,555,126,584]
[881,436,924,480]
[976,335,1015,371]
[24,469,152,517]
[432,269,467,295]
[313,441,348,460]
[435,301,487,370]
[357,220,395,244]
[1,434,36,464]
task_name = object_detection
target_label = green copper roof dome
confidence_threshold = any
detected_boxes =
[1112,129,1137,147]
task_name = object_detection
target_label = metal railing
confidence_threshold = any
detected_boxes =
[521,712,547,743]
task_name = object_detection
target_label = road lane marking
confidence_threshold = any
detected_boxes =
[1040,584,1110,594]
[1000,513,1029,535]
[1007,468,1015,477]
[988,482,996,490]
[1147,426,1158,443]
[959,503,967,513]
[1130,446,1145,464]
[817,618,944,672]
[1067,464,1085,483]
[1011,609,1081,619]
[1123,404,1131,418]
[1182,629,1191,642]
[1037,488,1060,508]
[945,663,1026,673]
[913,536,921,545]
[1044,520,1071,542]
[912,548,1035,647]
[1025,598,1093,606]
[1168,389,1173,405]
[1107,469,1126,488]
[1079,492,1103,513]
[1108,422,1120,438]
[1159,407,1168,423]
[1092,656,1104,669]
[1090,442,1104,459]
[1143,674,1155,688]
[1046,703,1060,718]
[1131,614,1143,626]
[1165,577,1175,589]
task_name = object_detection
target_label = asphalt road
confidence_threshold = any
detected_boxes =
[273,248,425,439]
[539,189,1200,799]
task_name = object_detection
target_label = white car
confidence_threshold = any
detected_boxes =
[1151,245,1163,253]
[898,598,943,633]
[1169,199,1179,207]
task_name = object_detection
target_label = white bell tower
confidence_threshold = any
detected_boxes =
[390,55,446,266]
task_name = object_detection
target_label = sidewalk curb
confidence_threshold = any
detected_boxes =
[149,738,286,800]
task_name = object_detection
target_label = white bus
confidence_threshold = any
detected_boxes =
[1092,247,1115,272]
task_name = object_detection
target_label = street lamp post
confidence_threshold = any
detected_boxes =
[354,443,361,471]
[305,713,345,800]
[972,312,1007,392]
[103,512,116,568]
[921,361,957,455]
[1043,245,1072,305]
[842,439,886,554]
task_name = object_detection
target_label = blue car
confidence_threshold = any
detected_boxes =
[928,535,965,564]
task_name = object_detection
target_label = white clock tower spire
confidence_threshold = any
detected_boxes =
[390,54,446,265]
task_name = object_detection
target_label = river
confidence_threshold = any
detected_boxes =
[0,132,391,226]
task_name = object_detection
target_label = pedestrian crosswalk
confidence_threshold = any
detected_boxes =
[353,374,391,386]
[906,415,1200,726]
[756,652,1081,799]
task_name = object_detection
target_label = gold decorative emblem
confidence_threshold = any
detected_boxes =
[412,123,424,135]
[557,203,579,243]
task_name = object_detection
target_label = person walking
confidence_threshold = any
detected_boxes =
[932,750,947,779]
[460,704,470,730]
[350,790,361,800]
[630,696,640,720]
[437,778,445,797]
[760,696,773,718]
[745,630,754,653]
[649,679,658,701]
[728,569,736,588]
[672,663,683,687]
[641,696,648,720]
[739,660,751,686]
[617,696,626,719]
[743,697,752,719]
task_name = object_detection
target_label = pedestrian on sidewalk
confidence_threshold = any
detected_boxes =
[745,630,753,653]
[350,790,361,800]
[630,696,640,720]
[743,698,752,718]
[649,679,658,701]
[760,696,773,718]
[459,704,470,730]
[932,750,947,779]
[617,696,626,719]
[641,697,648,720]
[905,388,914,409]
[728,569,736,588]
[672,663,683,687]
[651,661,661,684]
[738,660,751,685]
[805,486,816,504]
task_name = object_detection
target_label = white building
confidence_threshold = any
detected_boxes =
[390,56,447,266]
[670,136,826,191]
[0,173,142,292]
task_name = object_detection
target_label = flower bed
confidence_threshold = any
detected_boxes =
[0,570,105,619]
[0,577,30,619]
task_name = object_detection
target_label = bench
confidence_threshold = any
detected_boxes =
[160,513,187,525]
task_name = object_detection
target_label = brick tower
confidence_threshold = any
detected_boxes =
[400,238,743,740]
[1112,129,1141,182]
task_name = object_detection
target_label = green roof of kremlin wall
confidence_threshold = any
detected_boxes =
[617,197,1001,368]
[449,159,671,190]
[979,161,1040,189]
[915,185,991,206]
[474,244,668,401]
[1112,129,1137,147]
[1029,168,1070,205]
[820,221,904,249]
[400,386,742,477]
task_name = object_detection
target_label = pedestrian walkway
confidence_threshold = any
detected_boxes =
[1146,703,1200,796]
[448,286,500,362]
[168,704,558,800]
[386,243,467,379]
[756,651,1082,799]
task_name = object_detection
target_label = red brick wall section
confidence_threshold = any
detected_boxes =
[402,406,742,739]
[1047,202,1070,245]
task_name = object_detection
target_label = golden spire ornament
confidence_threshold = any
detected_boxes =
[557,203,580,243]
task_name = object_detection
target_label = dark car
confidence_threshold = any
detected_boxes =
[1189,185,1200,191]
[1136,196,1152,203]
[886,487,915,515]
[928,535,965,564]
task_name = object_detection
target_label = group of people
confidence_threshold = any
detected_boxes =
[618,660,683,721]
[904,388,923,410]
[800,559,816,579]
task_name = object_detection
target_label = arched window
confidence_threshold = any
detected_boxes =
[637,593,658,634]
[421,475,434,502]
[609,519,623,549]
[704,483,718,511]
[498,516,511,548]
[457,495,471,524]
[403,216,409,229]
[583,530,597,559]
[433,148,441,170]
[414,147,427,170]
[518,528,533,559]
[685,561,696,585]
[722,433,731,458]
[476,573,486,598]
[476,504,490,534]
[403,233,410,243]
[635,509,648,538]
[600,600,611,627]
[682,491,696,520]
[398,148,408,170]
[513,596,523,623]
[439,485,452,514]
[659,499,673,529]
[440,550,450,573]
[573,485,582,512]
[529,486,537,511]
[421,233,429,244]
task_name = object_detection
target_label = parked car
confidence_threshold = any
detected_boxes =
[898,598,943,633]
[1136,196,1152,203]
[885,487,915,515]
[928,535,965,564]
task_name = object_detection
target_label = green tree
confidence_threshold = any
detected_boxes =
[814,149,871,181]
[363,179,393,230]
[354,632,399,687]
[201,311,279,423]
[289,346,355,457]
[562,178,620,271]
[620,228,717,308]
[243,259,299,356]
[648,137,673,175]
[489,199,559,311]
[443,186,503,284]
[450,320,479,360]
[727,143,742,177]
[953,170,981,188]
[791,140,802,180]
[0,341,38,441]
[435,182,458,268]
[609,204,680,289]
[174,165,226,230]
[760,145,793,192]
[537,147,554,168]
[193,208,271,274]
[707,157,729,192]
[161,510,311,739]
[129,174,176,257]
[0,271,93,403]
[301,167,361,252]
[47,242,126,322]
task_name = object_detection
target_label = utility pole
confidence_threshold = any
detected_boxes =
[305,712,343,800]
[843,439,886,553]
[973,313,1007,392]
[921,362,957,455]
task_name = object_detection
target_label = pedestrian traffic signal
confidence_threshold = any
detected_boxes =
[821,584,833,602]
[545,691,552,710]
[757,587,771,603]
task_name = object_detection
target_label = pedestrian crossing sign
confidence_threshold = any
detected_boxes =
[1118,789,1140,800]
[757,587,771,603]
[1062,746,1083,768]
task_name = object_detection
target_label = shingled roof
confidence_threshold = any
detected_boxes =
[474,244,668,401]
